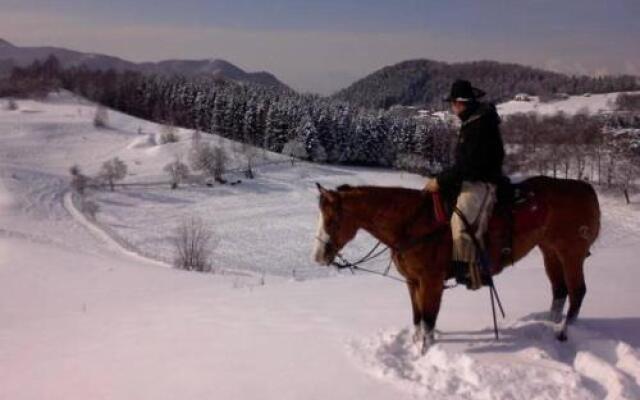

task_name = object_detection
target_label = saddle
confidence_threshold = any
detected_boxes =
[485,179,548,273]
[435,178,548,277]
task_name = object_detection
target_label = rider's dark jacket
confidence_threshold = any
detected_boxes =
[436,101,505,201]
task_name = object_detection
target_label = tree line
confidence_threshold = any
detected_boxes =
[502,110,640,203]
[6,55,457,173]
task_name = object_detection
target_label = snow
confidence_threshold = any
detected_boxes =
[1,91,640,399]
[497,91,640,117]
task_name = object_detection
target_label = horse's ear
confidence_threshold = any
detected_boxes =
[316,182,329,195]
[316,183,337,203]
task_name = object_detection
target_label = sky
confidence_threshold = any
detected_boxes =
[1,0,639,94]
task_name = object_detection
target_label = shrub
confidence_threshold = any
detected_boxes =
[80,198,100,220]
[172,217,215,272]
[69,164,88,194]
[159,125,179,144]
[93,105,109,128]
[6,98,18,110]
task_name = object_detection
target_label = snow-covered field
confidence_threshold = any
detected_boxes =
[497,91,640,116]
[1,91,640,399]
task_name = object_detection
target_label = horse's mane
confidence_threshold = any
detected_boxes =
[336,184,424,199]
[335,184,431,215]
[334,184,437,232]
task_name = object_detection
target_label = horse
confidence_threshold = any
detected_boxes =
[312,176,600,353]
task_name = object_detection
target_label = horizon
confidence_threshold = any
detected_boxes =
[1,0,639,94]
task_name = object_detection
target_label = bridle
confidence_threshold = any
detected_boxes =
[315,191,452,285]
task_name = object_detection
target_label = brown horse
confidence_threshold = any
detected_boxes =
[313,176,600,352]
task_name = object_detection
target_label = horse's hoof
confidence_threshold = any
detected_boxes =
[556,331,568,342]
[420,332,435,355]
[413,330,423,345]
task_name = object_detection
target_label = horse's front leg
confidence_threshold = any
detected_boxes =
[406,280,423,344]
[417,276,445,354]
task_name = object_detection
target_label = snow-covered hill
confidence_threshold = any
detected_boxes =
[1,92,639,399]
[497,91,640,116]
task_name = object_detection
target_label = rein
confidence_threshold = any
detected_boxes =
[319,192,458,289]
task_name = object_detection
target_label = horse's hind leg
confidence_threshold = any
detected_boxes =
[556,252,587,341]
[541,246,568,323]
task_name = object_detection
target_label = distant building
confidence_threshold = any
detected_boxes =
[514,93,531,102]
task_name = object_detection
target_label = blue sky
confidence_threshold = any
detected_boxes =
[2,0,638,94]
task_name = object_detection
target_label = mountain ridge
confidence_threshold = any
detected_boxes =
[333,58,640,109]
[0,38,288,89]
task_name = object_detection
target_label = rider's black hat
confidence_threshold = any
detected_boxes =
[443,79,486,102]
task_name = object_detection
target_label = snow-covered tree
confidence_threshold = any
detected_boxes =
[189,142,227,182]
[296,114,326,162]
[164,159,190,189]
[99,157,127,191]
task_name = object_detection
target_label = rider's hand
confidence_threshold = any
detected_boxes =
[424,178,439,192]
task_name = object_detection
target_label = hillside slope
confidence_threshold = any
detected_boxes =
[334,59,639,110]
[1,92,639,399]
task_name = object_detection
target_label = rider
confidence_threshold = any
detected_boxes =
[424,79,505,290]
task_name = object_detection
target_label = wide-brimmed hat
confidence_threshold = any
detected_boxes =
[443,79,486,102]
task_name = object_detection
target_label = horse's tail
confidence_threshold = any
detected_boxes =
[585,181,601,247]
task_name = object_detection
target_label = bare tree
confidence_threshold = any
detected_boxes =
[212,146,228,182]
[241,142,257,179]
[93,105,109,128]
[164,158,190,189]
[610,132,640,204]
[99,157,127,191]
[618,159,639,204]
[69,164,88,194]
[190,142,228,183]
[172,217,215,272]
[191,129,202,146]
[190,142,215,175]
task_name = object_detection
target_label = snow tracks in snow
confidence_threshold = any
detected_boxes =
[348,318,640,400]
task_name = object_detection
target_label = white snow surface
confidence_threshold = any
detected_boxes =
[1,91,640,399]
[497,91,640,117]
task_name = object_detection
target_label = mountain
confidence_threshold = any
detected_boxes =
[333,59,640,110]
[0,39,288,89]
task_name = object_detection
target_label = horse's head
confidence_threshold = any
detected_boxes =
[312,183,359,265]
